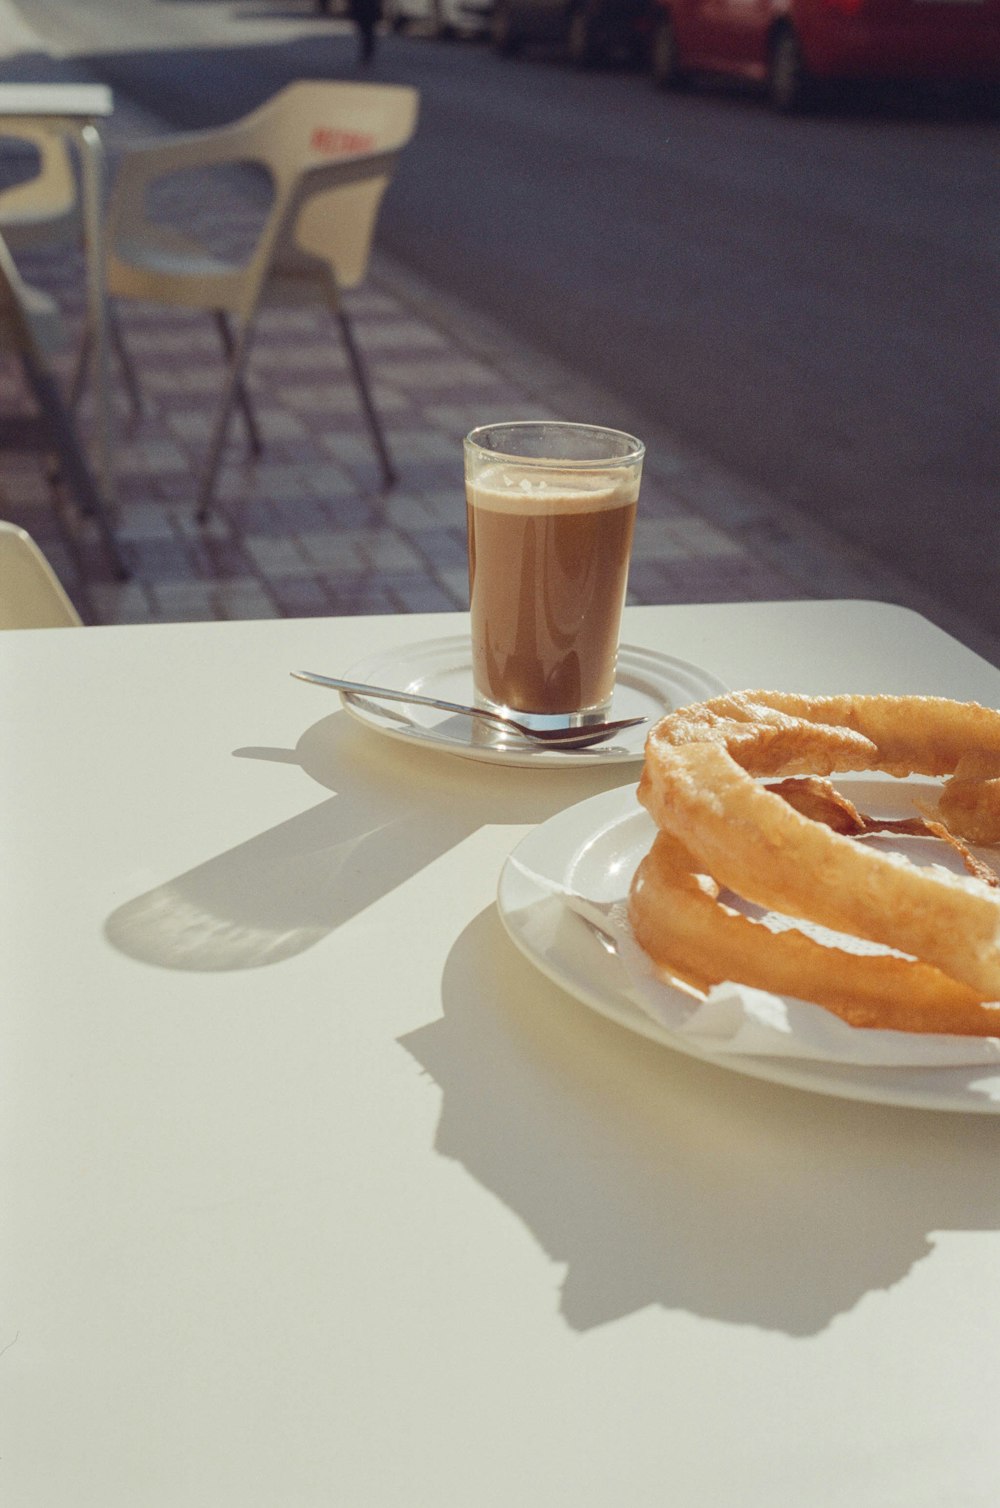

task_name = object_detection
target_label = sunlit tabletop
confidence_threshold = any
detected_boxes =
[3,600,999,1506]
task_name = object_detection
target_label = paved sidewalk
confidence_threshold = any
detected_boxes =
[1,13,992,658]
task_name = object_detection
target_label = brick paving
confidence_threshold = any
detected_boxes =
[2,29,994,661]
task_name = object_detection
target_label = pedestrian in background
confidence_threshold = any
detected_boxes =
[348,0,382,63]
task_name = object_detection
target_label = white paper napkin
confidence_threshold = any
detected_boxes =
[511,861,1000,1068]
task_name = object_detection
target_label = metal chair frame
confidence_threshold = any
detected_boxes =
[0,121,143,422]
[0,230,127,579]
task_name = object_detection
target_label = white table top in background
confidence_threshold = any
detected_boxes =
[3,600,999,1507]
[0,82,113,120]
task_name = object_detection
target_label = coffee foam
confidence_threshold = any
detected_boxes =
[467,463,639,515]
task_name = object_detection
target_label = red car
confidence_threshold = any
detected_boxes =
[648,0,1000,109]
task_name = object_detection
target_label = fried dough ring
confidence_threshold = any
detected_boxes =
[630,832,1000,1036]
[645,691,1000,803]
[631,692,1000,1026]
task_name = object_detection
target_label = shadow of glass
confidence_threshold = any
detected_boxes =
[401,904,1000,1337]
[104,709,629,972]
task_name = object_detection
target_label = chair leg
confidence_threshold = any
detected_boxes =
[68,323,92,414]
[196,315,259,525]
[20,352,129,580]
[108,306,144,422]
[334,304,397,489]
[213,311,263,457]
[69,308,143,423]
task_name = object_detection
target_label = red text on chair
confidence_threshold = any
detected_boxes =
[309,127,376,156]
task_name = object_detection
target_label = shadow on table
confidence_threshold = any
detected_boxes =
[103,704,1000,1338]
[401,903,1000,1338]
[104,708,628,971]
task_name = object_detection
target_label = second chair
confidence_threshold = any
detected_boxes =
[0,519,83,629]
[104,81,419,523]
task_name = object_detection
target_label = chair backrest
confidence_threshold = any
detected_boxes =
[0,125,79,250]
[243,82,419,290]
[0,521,82,628]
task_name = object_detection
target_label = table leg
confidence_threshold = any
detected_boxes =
[77,120,115,507]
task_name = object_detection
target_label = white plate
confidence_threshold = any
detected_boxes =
[335,636,728,767]
[497,784,1000,1114]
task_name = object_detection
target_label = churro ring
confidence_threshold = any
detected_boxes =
[630,832,1000,1035]
[629,692,1000,1033]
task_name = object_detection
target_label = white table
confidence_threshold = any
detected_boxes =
[3,600,1000,1507]
[0,83,116,501]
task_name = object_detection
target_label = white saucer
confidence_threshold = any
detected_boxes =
[334,636,728,767]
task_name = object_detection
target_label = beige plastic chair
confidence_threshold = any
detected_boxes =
[0,123,79,251]
[0,124,141,417]
[105,80,420,523]
[0,519,82,628]
[0,229,127,578]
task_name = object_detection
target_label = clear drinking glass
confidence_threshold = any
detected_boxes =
[464,420,644,731]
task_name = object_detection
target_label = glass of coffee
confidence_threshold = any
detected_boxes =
[464,420,644,732]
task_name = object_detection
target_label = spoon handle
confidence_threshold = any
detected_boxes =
[292,670,513,728]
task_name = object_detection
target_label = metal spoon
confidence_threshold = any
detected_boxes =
[291,670,648,748]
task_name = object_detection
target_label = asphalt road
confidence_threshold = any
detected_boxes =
[11,0,1000,644]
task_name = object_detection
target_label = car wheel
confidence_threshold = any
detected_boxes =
[768,25,813,113]
[650,14,685,90]
[491,1,521,54]
[566,8,599,69]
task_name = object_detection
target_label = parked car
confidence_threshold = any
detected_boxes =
[385,0,493,36]
[647,0,1000,110]
[490,0,654,66]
